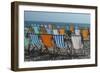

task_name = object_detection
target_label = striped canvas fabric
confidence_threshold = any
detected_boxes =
[30,34,41,48]
[53,35,67,49]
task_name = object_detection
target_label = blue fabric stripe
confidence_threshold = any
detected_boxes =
[59,35,61,48]
[60,35,63,48]
[62,35,65,48]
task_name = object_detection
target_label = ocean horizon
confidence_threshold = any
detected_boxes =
[24,21,90,28]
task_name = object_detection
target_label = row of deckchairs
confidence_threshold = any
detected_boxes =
[24,24,87,56]
[24,34,68,50]
[24,24,69,51]
[25,34,86,57]
[24,24,82,50]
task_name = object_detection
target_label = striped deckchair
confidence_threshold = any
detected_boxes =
[30,34,42,49]
[53,27,67,49]
[53,35,67,49]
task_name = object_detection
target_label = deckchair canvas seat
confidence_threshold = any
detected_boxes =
[41,34,54,48]
[30,34,42,49]
[53,35,67,49]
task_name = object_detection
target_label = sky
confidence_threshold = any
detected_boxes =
[24,11,90,24]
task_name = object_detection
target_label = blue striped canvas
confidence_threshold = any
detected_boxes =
[30,34,41,48]
[53,35,67,49]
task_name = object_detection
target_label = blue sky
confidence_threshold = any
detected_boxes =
[24,11,90,24]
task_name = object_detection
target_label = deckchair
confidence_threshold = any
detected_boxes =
[53,35,67,49]
[40,34,54,48]
[53,27,67,49]
[30,34,42,50]
[71,35,84,58]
